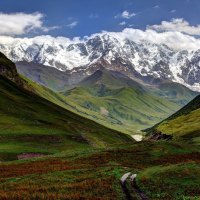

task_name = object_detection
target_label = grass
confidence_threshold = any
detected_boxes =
[18,68,197,135]
[16,61,72,91]
[0,75,132,161]
[22,75,138,135]
[0,141,199,199]
[137,163,200,199]
[146,95,200,145]
[61,69,182,132]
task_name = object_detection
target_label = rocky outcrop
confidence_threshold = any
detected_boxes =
[0,52,24,86]
[0,52,34,92]
[148,131,173,141]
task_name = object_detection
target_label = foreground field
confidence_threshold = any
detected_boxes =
[0,141,199,200]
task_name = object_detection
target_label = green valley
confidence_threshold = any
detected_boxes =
[0,53,132,161]
[61,69,197,132]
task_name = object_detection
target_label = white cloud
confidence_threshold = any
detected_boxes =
[115,10,136,19]
[148,18,200,36]
[2,18,200,51]
[41,26,60,32]
[153,5,159,9]
[119,21,126,26]
[86,25,200,50]
[89,14,99,19]
[0,12,57,36]
[66,21,78,29]
[170,9,176,13]
[119,28,200,50]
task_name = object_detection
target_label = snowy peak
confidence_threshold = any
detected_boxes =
[0,33,200,91]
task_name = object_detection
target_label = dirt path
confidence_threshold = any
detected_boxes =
[120,172,134,200]
[130,174,149,200]
[120,173,149,200]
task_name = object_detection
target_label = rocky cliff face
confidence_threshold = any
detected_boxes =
[0,52,24,86]
[0,52,35,93]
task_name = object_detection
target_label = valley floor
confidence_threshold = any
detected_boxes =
[0,141,199,200]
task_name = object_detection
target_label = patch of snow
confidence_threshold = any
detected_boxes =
[131,134,143,142]
[100,107,109,116]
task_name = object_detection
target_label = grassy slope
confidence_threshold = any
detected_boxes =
[137,162,200,200]
[0,141,199,199]
[146,95,200,145]
[16,61,70,91]
[151,81,198,106]
[61,70,183,132]
[16,64,197,133]
[63,86,179,130]
[23,76,137,135]
[0,74,133,160]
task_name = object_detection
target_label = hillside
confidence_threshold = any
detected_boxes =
[15,60,198,133]
[0,52,24,87]
[146,95,200,144]
[16,63,197,133]
[0,53,132,161]
[62,69,197,131]
[16,61,71,91]
[151,81,198,106]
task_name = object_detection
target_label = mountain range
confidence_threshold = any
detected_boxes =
[1,33,200,92]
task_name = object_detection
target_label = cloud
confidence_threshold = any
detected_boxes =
[87,25,200,50]
[66,21,78,29]
[115,10,136,19]
[170,9,176,13]
[41,26,60,32]
[118,28,200,50]
[153,5,159,9]
[89,14,99,19]
[2,18,200,51]
[148,18,200,36]
[119,21,126,26]
[0,12,57,36]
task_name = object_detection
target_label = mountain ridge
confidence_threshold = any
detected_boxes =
[1,33,200,91]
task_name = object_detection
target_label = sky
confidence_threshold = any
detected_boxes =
[1,0,200,51]
[0,0,200,38]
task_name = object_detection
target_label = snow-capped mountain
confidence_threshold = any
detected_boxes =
[0,33,200,91]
